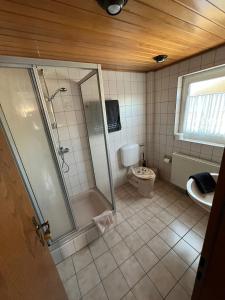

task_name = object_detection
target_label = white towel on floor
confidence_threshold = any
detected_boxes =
[93,210,114,234]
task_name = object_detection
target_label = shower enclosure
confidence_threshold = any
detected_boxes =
[0,60,115,245]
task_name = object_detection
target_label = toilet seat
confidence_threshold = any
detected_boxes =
[131,167,155,180]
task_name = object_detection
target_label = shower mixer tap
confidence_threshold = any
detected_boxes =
[58,146,69,155]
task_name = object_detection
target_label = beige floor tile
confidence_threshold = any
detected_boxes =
[166,203,186,218]
[64,275,81,300]
[148,262,176,297]
[132,275,163,300]
[139,197,155,208]
[116,221,134,238]
[178,212,199,228]
[159,227,181,247]
[82,283,107,300]
[103,229,122,248]
[192,221,207,238]
[191,256,200,272]
[56,257,75,283]
[77,262,100,296]
[124,231,145,253]
[175,198,191,211]
[200,214,209,226]
[89,237,108,259]
[120,255,145,288]
[122,291,136,300]
[147,217,167,233]
[72,247,93,272]
[148,235,170,259]
[113,212,125,226]
[136,223,156,242]
[135,245,159,272]
[120,206,135,219]
[147,202,163,215]
[183,230,204,252]
[111,240,132,265]
[157,210,175,225]
[166,283,190,300]
[130,202,144,213]
[185,205,205,220]
[166,192,179,203]
[137,208,154,221]
[60,181,206,300]
[157,196,173,209]
[116,200,127,211]
[127,214,145,230]
[169,219,189,237]
[95,251,117,279]
[103,268,129,300]
[162,250,188,280]
[150,194,160,202]
[173,239,199,265]
[180,268,196,296]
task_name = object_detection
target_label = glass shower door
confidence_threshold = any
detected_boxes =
[0,67,74,240]
[80,71,114,206]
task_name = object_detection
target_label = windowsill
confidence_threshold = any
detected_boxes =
[174,134,225,148]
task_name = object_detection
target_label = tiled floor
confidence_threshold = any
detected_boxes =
[57,180,209,300]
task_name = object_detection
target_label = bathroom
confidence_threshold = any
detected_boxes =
[1,1,225,300]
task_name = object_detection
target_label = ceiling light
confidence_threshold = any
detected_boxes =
[97,0,128,16]
[153,55,168,63]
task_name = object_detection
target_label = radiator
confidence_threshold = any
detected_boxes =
[171,152,220,190]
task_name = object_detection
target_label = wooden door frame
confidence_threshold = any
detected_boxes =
[192,149,225,299]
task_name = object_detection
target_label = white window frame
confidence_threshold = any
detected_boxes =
[174,64,225,148]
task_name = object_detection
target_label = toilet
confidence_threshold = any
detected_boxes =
[120,144,156,198]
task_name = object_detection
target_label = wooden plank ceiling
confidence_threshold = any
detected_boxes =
[0,0,225,71]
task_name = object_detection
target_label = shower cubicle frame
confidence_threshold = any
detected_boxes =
[0,56,115,247]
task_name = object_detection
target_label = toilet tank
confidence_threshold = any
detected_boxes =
[120,144,140,167]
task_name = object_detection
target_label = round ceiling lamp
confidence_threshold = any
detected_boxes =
[97,0,128,16]
[153,55,168,63]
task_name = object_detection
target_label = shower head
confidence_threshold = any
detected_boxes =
[48,87,67,101]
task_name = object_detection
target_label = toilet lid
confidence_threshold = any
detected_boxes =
[132,167,155,180]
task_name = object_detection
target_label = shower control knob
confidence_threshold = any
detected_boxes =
[58,147,69,155]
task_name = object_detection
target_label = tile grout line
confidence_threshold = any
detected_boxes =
[60,181,206,300]
[87,242,111,300]
[113,186,203,296]
[71,251,82,300]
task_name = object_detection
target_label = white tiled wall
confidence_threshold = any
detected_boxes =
[41,67,147,193]
[41,47,225,189]
[146,72,155,168]
[102,70,147,187]
[40,67,95,197]
[146,45,225,180]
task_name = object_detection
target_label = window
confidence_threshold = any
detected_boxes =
[175,65,225,147]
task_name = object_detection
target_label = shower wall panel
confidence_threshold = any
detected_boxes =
[40,67,95,197]
[80,74,113,203]
[0,67,73,239]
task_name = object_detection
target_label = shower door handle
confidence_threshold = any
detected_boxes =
[32,217,52,246]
